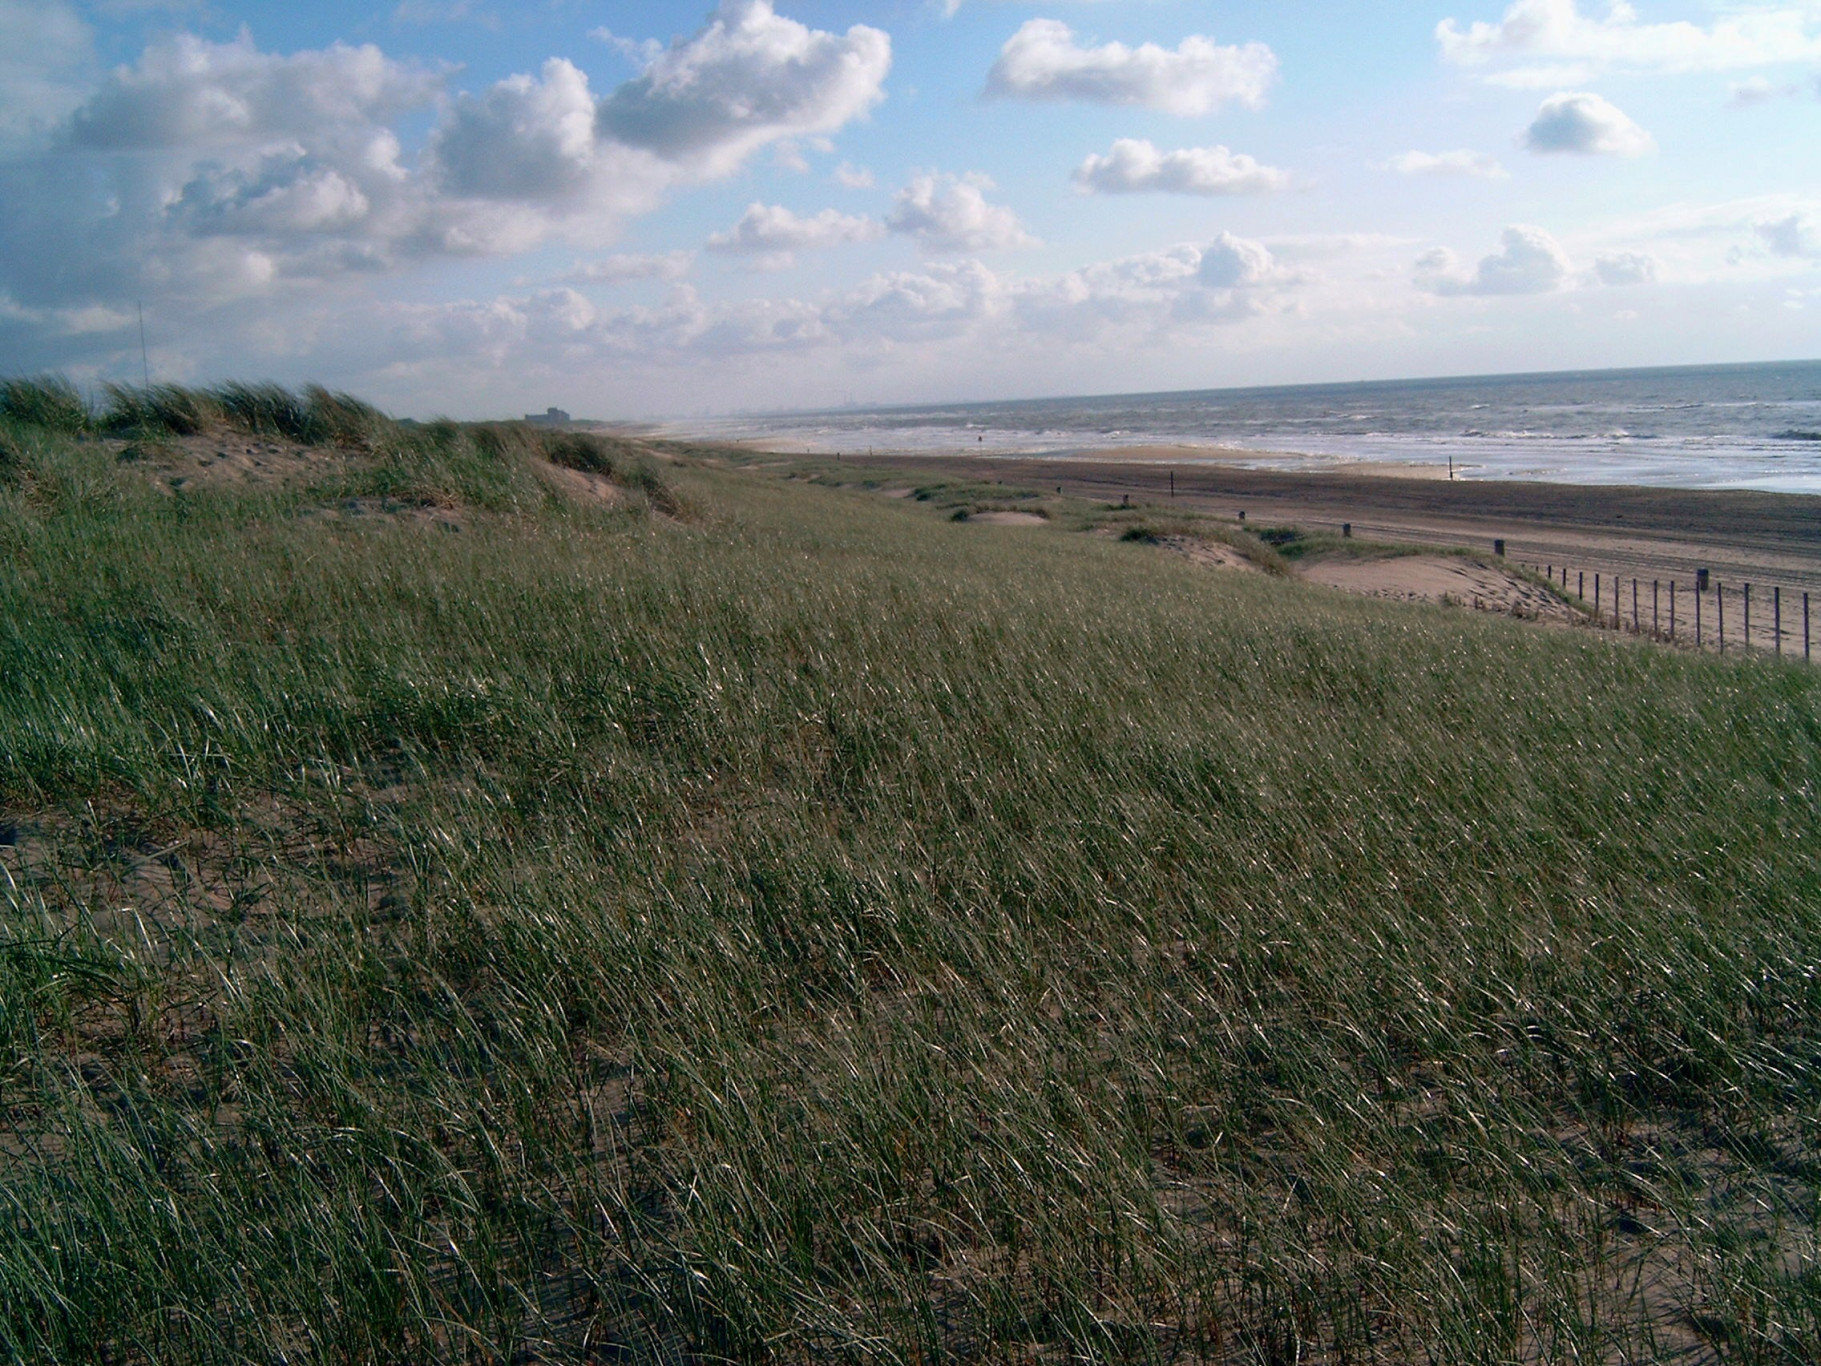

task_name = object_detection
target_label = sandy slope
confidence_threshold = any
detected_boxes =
[1301,555,1576,620]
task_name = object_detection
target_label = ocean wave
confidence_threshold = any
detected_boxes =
[1773,429,1821,442]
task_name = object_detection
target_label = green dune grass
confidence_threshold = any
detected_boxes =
[0,394,1816,1363]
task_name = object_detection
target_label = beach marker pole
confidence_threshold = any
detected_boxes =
[1718,584,1726,654]
[1744,584,1752,651]
[1653,581,1659,638]
[1595,574,1601,623]
[1805,593,1810,662]
[1579,571,1584,601]
[1670,581,1676,641]
[1695,586,1701,648]
[1633,580,1639,634]
[1775,587,1781,657]
[1169,470,1174,501]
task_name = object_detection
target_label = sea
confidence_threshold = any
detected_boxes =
[665,360,1821,494]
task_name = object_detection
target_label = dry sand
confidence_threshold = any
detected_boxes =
[533,459,625,507]
[967,510,1048,526]
[850,452,1821,599]
[1153,535,1259,573]
[1302,555,1575,620]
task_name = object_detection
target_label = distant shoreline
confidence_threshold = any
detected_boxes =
[655,358,1821,495]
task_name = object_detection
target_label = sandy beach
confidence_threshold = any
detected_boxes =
[843,450,1821,600]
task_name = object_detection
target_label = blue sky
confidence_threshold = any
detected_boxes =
[2,1,1818,417]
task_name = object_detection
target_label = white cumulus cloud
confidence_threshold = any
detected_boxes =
[706,202,883,268]
[1196,232,1279,289]
[1438,0,1821,80]
[1073,139,1290,195]
[1593,251,1657,286]
[597,0,890,174]
[1388,149,1508,179]
[886,173,1036,254]
[1524,91,1653,156]
[0,0,94,152]
[984,18,1276,114]
[1759,213,1820,258]
[562,251,694,284]
[70,32,442,151]
[1418,225,1573,295]
[433,58,623,204]
[0,0,893,328]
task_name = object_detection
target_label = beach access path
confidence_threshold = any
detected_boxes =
[841,451,1821,597]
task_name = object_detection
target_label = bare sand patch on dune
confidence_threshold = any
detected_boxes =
[534,459,624,507]
[968,510,1048,526]
[122,431,344,489]
[1303,555,1574,620]
[1152,534,1259,572]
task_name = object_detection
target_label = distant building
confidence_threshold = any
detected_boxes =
[526,407,570,425]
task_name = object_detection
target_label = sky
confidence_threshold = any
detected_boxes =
[1,1,1819,419]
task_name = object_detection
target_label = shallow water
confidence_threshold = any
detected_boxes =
[667,360,1821,494]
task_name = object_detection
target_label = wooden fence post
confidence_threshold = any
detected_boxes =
[1670,580,1676,641]
[1696,584,1702,647]
[1806,592,1811,663]
[1744,584,1752,651]
[1719,582,1726,654]
[1653,580,1660,638]
[1775,586,1782,657]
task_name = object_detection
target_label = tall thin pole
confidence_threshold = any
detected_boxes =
[138,302,150,388]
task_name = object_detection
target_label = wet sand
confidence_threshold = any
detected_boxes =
[843,451,1821,599]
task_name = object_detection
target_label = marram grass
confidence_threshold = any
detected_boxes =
[0,409,1817,1364]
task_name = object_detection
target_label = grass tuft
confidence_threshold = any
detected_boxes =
[211,380,313,440]
[102,381,217,436]
[300,384,389,447]
[0,376,89,434]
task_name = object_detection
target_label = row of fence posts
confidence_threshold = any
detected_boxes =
[1520,559,1813,663]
